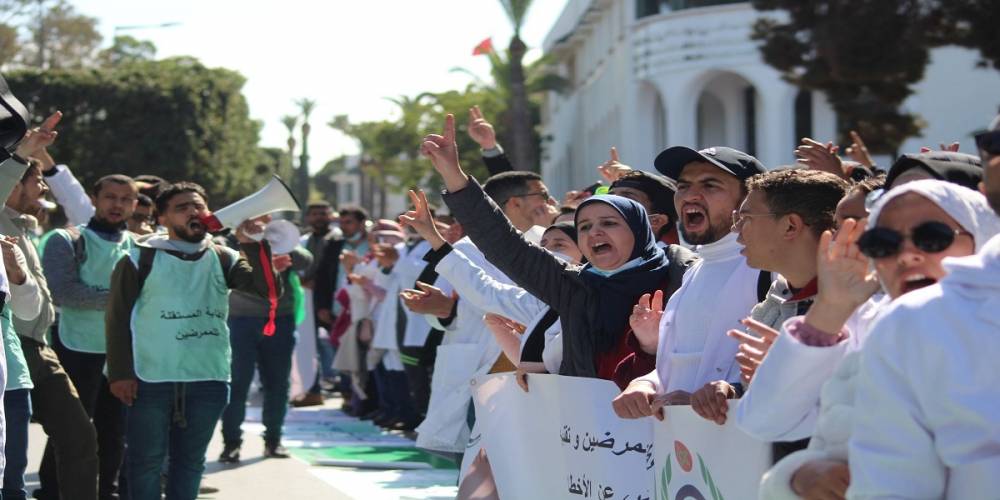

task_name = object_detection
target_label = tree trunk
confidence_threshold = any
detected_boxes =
[297,123,311,203]
[508,35,535,172]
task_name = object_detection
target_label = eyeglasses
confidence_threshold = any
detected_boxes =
[510,190,551,201]
[975,129,1000,158]
[730,210,779,231]
[857,221,971,259]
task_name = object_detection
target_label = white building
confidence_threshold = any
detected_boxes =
[325,155,408,220]
[540,0,1000,194]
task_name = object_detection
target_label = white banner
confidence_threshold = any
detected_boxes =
[470,374,771,500]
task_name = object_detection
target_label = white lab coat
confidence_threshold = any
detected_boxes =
[639,233,761,394]
[736,294,888,443]
[848,235,1000,499]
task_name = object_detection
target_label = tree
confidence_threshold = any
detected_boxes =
[24,0,102,69]
[97,35,156,67]
[498,0,536,170]
[6,56,270,205]
[280,114,298,181]
[752,0,1000,154]
[452,50,568,169]
[294,98,315,203]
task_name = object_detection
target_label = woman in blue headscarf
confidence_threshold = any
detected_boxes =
[403,119,697,380]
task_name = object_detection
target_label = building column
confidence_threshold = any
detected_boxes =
[757,83,798,169]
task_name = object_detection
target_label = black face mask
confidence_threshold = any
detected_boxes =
[857,221,969,259]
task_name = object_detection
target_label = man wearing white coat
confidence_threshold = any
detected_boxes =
[614,146,768,418]
[848,116,1000,498]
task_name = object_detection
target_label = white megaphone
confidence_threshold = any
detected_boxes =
[199,175,301,233]
[263,219,301,254]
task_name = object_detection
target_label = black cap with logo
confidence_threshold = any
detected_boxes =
[654,146,766,181]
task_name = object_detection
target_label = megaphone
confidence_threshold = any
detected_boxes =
[263,219,301,254]
[199,175,300,233]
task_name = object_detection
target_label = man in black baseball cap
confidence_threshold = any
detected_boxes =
[654,146,766,246]
[614,144,772,425]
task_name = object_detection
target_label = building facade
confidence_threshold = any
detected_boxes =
[541,0,1000,194]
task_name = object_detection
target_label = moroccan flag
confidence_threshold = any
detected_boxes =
[472,37,494,56]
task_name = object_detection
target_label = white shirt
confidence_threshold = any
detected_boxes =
[641,232,760,394]
[848,235,1000,499]
[44,164,94,226]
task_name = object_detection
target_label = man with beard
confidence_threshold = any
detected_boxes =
[40,174,139,500]
[104,182,278,499]
[0,115,100,500]
[613,146,768,420]
[291,202,342,406]
[847,116,1000,497]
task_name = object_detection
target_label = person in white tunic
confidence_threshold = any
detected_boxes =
[848,123,1000,498]
[753,180,1000,499]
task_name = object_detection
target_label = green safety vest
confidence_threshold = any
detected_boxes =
[130,247,232,382]
[3,308,33,390]
[58,226,134,353]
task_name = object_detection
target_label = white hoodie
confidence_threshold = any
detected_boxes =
[848,233,1000,499]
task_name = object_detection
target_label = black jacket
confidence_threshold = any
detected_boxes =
[442,179,697,378]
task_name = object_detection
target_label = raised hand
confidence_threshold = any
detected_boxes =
[421,114,469,192]
[400,281,455,318]
[15,111,62,159]
[845,130,875,168]
[806,218,879,334]
[398,190,446,250]
[727,317,780,386]
[796,138,846,179]
[0,236,26,285]
[629,290,664,354]
[597,147,633,183]
[372,243,399,268]
[340,250,360,273]
[920,142,960,153]
[484,313,526,370]
[467,105,497,150]
[690,380,736,425]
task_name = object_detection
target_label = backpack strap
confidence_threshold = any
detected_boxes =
[212,245,235,278]
[756,270,772,303]
[135,246,157,291]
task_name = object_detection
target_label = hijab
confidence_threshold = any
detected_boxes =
[868,179,1000,252]
[575,195,671,351]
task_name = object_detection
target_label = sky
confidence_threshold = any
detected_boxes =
[73,0,572,173]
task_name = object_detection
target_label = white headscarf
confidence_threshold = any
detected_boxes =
[867,179,1000,252]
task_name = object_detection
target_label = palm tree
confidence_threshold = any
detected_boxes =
[499,0,536,171]
[295,98,317,203]
[280,115,298,180]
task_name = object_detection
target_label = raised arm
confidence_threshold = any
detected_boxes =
[419,115,584,314]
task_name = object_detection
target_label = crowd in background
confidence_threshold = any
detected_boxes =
[0,94,997,500]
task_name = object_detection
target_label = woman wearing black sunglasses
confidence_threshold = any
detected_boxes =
[756,179,1000,499]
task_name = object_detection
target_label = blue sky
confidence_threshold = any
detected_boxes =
[74,0,570,171]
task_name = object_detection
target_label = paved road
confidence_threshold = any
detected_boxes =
[24,396,458,499]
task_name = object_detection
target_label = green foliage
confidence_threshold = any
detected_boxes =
[6,57,270,206]
[23,0,102,69]
[751,0,935,153]
[752,0,1000,153]
[97,35,156,67]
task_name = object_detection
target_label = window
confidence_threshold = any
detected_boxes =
[744,86,757,156]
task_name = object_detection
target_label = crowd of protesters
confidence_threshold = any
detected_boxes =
[0,90,995,500]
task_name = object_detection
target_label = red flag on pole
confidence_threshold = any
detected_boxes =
[472,37,494,56]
